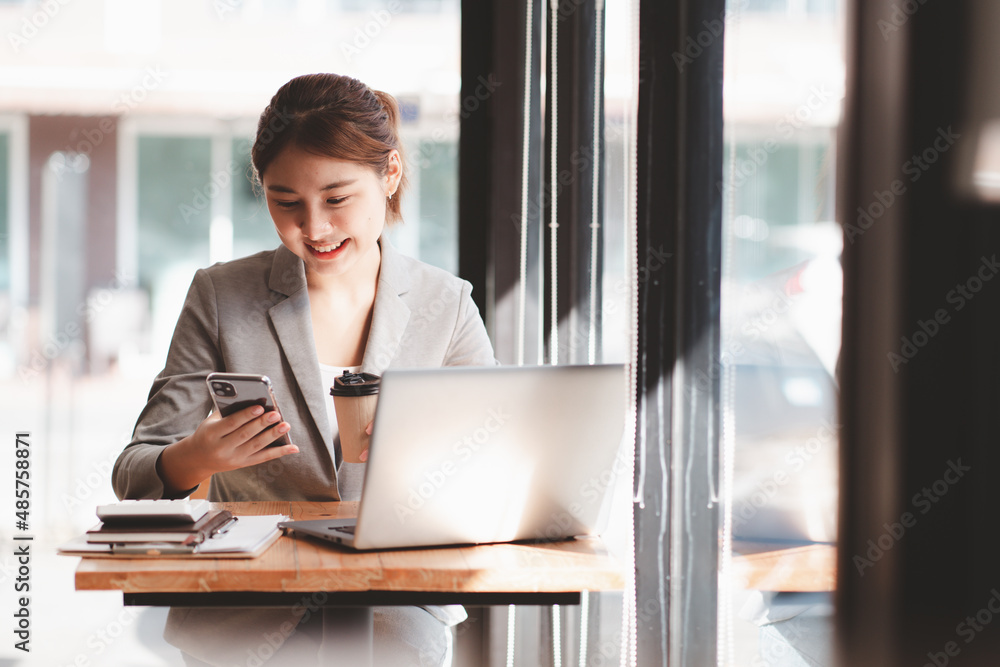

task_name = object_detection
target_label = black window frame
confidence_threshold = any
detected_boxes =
[459,0,725,664]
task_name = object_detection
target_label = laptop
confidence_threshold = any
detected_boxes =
[279,364,628,550]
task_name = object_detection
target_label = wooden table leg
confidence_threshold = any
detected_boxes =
[320,606,374,665]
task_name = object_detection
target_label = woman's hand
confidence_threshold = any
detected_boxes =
[158,405,299,494]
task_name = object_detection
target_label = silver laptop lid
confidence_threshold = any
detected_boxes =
[353,364,628,550]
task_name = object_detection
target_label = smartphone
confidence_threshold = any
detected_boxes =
[206,372,291,448]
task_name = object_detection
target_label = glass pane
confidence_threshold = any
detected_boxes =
[806,0,838,15]
[601,122,629,364]
[719,1,845,666]
[602,1,635,364]
[137,136,212,349]
[231,138,282,259]
[414,138,458,274]
[0,133,8,291]
[745,0,788,13]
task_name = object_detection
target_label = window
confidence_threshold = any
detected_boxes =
[409,137,459,273]
[719,0,845,664]
[137,135,212,299]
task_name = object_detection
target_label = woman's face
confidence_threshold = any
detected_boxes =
[262,144,400,282]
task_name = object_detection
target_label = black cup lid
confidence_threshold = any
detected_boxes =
[330,370,381,396]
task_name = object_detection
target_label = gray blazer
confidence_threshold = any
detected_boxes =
[113,236,496,502]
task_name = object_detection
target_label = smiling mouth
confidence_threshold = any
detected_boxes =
[307,239,347,255]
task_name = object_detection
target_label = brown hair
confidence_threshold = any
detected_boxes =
[251,73,407,224]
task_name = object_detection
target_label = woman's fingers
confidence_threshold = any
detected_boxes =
[181,405,298,482]
[246,442,300,467]
[240,418,292,453]
[230,409,280,446]
[209,405,276,445]
[209,405,300,463]
[358,421,374,461]
[213,404,265,434]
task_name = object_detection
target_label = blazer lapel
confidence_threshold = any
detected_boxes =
[362,235,412,376]
[266,246,332,447]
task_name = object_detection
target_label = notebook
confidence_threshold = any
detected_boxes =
[59,514,287,558]
[86,509,235,544]
[279,364,628,551]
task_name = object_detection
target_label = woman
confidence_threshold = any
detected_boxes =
[112,73,495,666]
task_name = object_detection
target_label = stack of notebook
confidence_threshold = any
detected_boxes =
[57,499,286,558]
[87,506,237,552]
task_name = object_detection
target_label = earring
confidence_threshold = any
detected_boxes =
[388,193,393,201]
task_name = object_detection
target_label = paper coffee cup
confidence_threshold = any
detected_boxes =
[330,371,381,464]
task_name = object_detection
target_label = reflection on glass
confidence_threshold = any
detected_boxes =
[719,0,844,665]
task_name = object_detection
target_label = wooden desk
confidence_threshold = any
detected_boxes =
[74,501,624,663]
[76,501,623,602]
[731,541,836,592]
